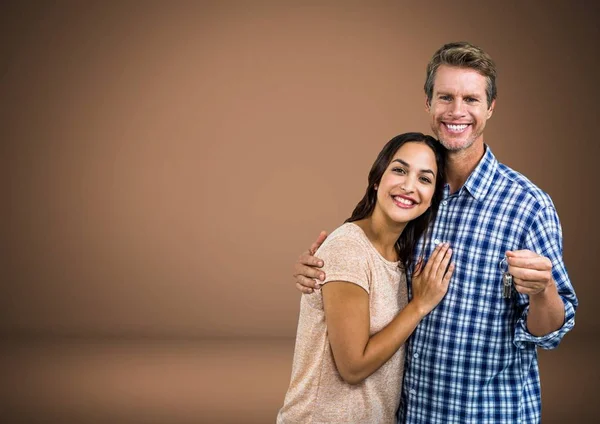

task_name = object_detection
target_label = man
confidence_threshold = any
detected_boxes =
[292,42,577,423]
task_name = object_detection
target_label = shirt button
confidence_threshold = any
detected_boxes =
[413,353,419,359]
[409,389,417,395]
[442,200,448,206]
[434,239,441,245]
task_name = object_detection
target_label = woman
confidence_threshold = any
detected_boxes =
[277,133,454,423]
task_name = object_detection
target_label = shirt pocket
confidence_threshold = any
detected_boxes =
[448,267,515,315]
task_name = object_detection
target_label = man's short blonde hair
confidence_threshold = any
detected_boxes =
[425,42,497,107]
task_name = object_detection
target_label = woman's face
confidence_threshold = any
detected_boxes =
[375,142,438,225]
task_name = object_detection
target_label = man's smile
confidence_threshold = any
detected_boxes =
[443,122,470,133]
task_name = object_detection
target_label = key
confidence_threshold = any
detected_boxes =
[502,272,513,299]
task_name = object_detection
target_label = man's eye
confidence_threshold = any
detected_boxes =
[440,95,451,101]
[465,97,478,103]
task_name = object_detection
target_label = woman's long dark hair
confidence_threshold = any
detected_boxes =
[345,132,446,271]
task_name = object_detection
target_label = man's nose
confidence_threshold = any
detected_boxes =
[449,99,466,117]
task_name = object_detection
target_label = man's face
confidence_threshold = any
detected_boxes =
[426,65,495,152]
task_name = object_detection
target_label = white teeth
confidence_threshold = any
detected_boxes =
[394,196,414,206]
[446,124,468,132]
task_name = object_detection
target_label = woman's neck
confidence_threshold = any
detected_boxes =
[354,212,405,262]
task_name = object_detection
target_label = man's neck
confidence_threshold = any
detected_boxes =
[445,141,486,194]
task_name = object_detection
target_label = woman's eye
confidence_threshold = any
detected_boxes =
[420,177,432,184]
[392,167,406,174]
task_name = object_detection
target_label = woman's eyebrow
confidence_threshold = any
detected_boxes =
[391,159,434,176]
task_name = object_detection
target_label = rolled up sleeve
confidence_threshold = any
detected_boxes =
[513,205,578,350]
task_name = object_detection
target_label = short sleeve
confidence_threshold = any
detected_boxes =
[319,237,371,294]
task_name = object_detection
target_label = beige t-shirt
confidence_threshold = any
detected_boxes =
[277,223,408,424]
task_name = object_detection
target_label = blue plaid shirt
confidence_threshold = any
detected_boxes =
[398,146,577,423]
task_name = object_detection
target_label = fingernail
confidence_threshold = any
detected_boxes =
[320,273,325,281]
[318,261,323,267]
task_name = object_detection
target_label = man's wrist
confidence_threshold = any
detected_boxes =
[529,280,557,304]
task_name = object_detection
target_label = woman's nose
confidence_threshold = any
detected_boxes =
[401,176,416,192]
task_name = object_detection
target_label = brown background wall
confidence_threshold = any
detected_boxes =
[2,0,599,422]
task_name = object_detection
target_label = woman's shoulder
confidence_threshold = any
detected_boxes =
[317,223,370,257]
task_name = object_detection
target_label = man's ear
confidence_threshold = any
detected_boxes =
[487,99,496,119]
[425,96,431,112]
